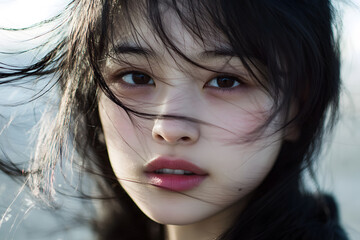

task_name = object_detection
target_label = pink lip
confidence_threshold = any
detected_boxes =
[145,157,208,192]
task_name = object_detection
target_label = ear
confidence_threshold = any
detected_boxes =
[284,103,299,141]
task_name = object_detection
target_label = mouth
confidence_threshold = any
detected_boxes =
[154,169,195,175]
[145,157,208,192]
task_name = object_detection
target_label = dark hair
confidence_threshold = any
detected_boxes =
[0,0,348,239]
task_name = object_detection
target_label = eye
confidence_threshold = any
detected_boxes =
[120,71,155,86]
[205,76,242,89]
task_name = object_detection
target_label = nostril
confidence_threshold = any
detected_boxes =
[154,134,165,141]
[180,136,191,142]
[153,133,191,143]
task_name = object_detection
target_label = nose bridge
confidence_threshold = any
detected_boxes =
[152,77,200,145]
[160,89,192,115]
[157,70,197,114]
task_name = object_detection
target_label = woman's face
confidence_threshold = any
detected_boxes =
[98,12,285,225]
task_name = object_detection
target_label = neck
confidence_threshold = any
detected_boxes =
[165,200,246,240]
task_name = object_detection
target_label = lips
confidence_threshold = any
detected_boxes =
[145,157,208,191]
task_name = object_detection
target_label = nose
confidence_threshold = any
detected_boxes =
[152,117,200,145]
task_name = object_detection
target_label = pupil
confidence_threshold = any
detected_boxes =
[133,73,150,84]
[217,77,234,88]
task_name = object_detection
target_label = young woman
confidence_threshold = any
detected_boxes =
[0,0,349,239]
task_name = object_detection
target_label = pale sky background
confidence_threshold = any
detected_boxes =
[0,0,359,239]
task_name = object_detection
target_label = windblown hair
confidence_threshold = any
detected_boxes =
[0,0,348,239]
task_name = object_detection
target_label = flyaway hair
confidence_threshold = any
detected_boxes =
[0,0,348,239]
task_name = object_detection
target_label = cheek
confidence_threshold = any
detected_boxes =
[230,143,280,184]
[98,95,145,177]
[210,138,281,181]
[202,104,282,200]
[98,95,144,148]
[227,111,267,135]
[200,138,282,210]
[204,106,274,143]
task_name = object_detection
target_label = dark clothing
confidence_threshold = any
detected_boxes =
[285,194,348,240]
[219,192,349,240]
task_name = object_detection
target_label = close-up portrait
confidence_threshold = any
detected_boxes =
[0,0,359,239]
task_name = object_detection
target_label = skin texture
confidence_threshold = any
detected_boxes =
[98,10,286,240]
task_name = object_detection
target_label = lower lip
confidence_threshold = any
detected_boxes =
[146,173,206,191]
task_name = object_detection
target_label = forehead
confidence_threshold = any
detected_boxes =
[110,3,230,58]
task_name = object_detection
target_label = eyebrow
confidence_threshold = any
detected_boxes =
[199,49,237,59]
[112,43,237,59]
[112,43,155,57]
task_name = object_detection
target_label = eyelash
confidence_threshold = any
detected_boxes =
[118,71,155,87]
[204,75,245,92]
[113,70,246,92]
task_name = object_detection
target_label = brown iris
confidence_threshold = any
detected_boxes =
[215,76,239,88]
[130,72,153,85]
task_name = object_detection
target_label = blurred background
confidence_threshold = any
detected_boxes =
[0,0,359,239]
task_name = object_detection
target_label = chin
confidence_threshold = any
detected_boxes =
[146,211,212,226]
[134,195,227,226]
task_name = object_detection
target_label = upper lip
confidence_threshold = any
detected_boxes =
[145,157,208,175]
